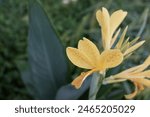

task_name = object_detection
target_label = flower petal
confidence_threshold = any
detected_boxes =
[135,78,150,87]
[101,7,111,49]
[96,10,106,49]
[96,7,110,32]
[121,38,130,52]
[131,79,145,91]
[78,38,100,66]
[130,70,150,78]
[110,10,127,36]
[111,28,121,48]
[116,26,128,49]
[134,56,150,73]
[123,41,145,56]
[143,55,150,65]
[100,49,123,69]
[141,70,150,78]
[66,47,95,69]
[96,7,110,49]
[125,82,138,99]
[118,65,143,76]
[114,57,150,78]
[129,37,140,46]
[71,69,97,89]
[103,78,126,84]
[96,10,103,27]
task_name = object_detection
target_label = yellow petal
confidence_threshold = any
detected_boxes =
[136,78,150,87]
[102,7,110,28]
[96,10,103,27]
[123,41,145,56]
[110,10,127,36]
[71,69,97,89]
[78,38,100,66]
[130,79,145,91]
[124,62,147,74]
[113,56,150,79]
[116,26,128,49]
[130,70,150,78]
[129,37,140,46]
[122,37,130,47]
[121,38,130,52]
[135,56,150,72]
[100,49,123,69]
[111,28,121,48]
[116,61,150,78]
[124,56,150,75]
[143,55,150,65]
[103,78,126,84]
[141,70,150,78]
[125,82,138,99]
[96,7,110,49]
[101,7,111,49]
[66,47,94,69]
[96,7,110,30]
[113,64,143,79]
[96,10,106,49]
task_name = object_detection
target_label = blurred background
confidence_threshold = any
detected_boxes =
[0,0,150,99]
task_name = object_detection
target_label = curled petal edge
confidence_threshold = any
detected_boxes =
[71,69,97,89]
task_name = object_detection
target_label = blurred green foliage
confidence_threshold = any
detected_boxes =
[0,0,150,99]
[0,0,30,99]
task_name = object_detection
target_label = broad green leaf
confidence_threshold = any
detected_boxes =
[21,0,68,99]
[56,76,91,100]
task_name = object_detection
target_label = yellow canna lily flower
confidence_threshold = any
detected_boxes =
[103,56,150,99]
[66,38,123,89]
[96,7,127,50]
[96,8,144,56]
[66,7,146,96]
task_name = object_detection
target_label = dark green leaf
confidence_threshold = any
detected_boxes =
[21,0,68,99]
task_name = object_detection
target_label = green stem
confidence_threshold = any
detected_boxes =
[88,72,105,100]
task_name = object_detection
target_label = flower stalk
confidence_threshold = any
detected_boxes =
[89,72,105,100]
